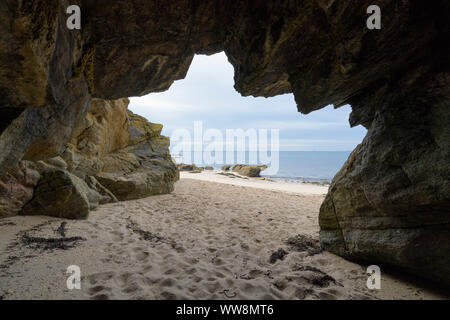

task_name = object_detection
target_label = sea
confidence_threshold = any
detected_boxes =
[172,151,351,182]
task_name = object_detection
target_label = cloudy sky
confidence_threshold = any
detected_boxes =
[129,52,366,151]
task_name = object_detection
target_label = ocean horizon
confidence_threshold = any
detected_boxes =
[171,150,351,181]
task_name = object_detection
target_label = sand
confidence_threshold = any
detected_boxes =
[0,173,447,300]
[179,171,329,195]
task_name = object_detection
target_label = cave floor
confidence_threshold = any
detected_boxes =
[0,179,447,300]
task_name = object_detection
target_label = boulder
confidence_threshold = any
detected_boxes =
[45,157,68,170]
[94,138,178,201]
[21,168,94,219]
[204,166,214,171]
[84,175,118,204]
[177,164,197,172]
[221,165,232,171]
[232,164,267,177]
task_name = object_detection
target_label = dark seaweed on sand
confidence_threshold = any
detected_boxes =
[21,234,84,251]
[269,248,288,263]
[286,234,322,256]
[21,222,85,251]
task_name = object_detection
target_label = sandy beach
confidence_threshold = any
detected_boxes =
[0,173,447,300]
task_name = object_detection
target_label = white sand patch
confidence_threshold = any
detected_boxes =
[180,171,329,195]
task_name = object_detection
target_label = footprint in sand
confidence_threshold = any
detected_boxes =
[92,293,110,300]
[110,230,124,241]
[132,247,149,261]
[86,271,115,285]
[89,285,107,294]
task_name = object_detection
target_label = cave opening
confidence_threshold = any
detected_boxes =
[128,52,367,182]
[0,0,448,300]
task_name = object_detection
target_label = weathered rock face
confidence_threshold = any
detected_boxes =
[0,161,40,219]
[0,0,91,176]
[232,164,267,177]
[177,164,197,172]
[221,165,232,172]
[0,1,448,284]
[63,98,178,201]
[22,167,92,219]
[2,98,177,218]
[320,85,450,285]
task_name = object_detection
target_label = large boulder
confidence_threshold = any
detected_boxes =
[22,168,94,219]
[232,164,267,177]
[94,137,178,201]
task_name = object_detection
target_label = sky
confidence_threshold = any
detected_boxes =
[128,52,366,152]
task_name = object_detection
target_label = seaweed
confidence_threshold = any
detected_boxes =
[286,234,322,256]
[269,248,288,263]
[21,234,84,251]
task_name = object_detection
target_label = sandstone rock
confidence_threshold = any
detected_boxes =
[22,169,93,219]
[204,166,214,171]
[177,164,197,172]
[0,0,91,176]
[45,157,68,170]
[0,161,40,218]
[69,98,131,158]
[2,96,177,217]
[221,165,232,171]
[84,175,118,204]
[232,164,267,177]
[320,88,450,285]
[94,138,178,201]
[62,98,178,201]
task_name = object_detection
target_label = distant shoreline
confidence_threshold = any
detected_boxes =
[172,150,349,182]
[179,171,329,195]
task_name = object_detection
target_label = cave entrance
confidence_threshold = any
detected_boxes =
[129,52,366,183]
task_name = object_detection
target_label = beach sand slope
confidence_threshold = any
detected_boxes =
[0,177,447,300]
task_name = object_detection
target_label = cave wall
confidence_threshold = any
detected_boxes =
[0,98,178,219]
[0,0,448,284]
[320,82,450,284]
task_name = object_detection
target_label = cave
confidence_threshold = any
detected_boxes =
[0,0,448,295]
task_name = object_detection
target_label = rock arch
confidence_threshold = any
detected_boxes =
[0,0,448,285]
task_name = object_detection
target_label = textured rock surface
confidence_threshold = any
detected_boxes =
[232,164,267,177]
[319,86,450,285]
[0,0,91,176]
[63,98,178,201]
[0,0,448,284]
[177,164,197,172]
[0,161,40,218]
[6,98,177,218]
[22,168,93,219]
